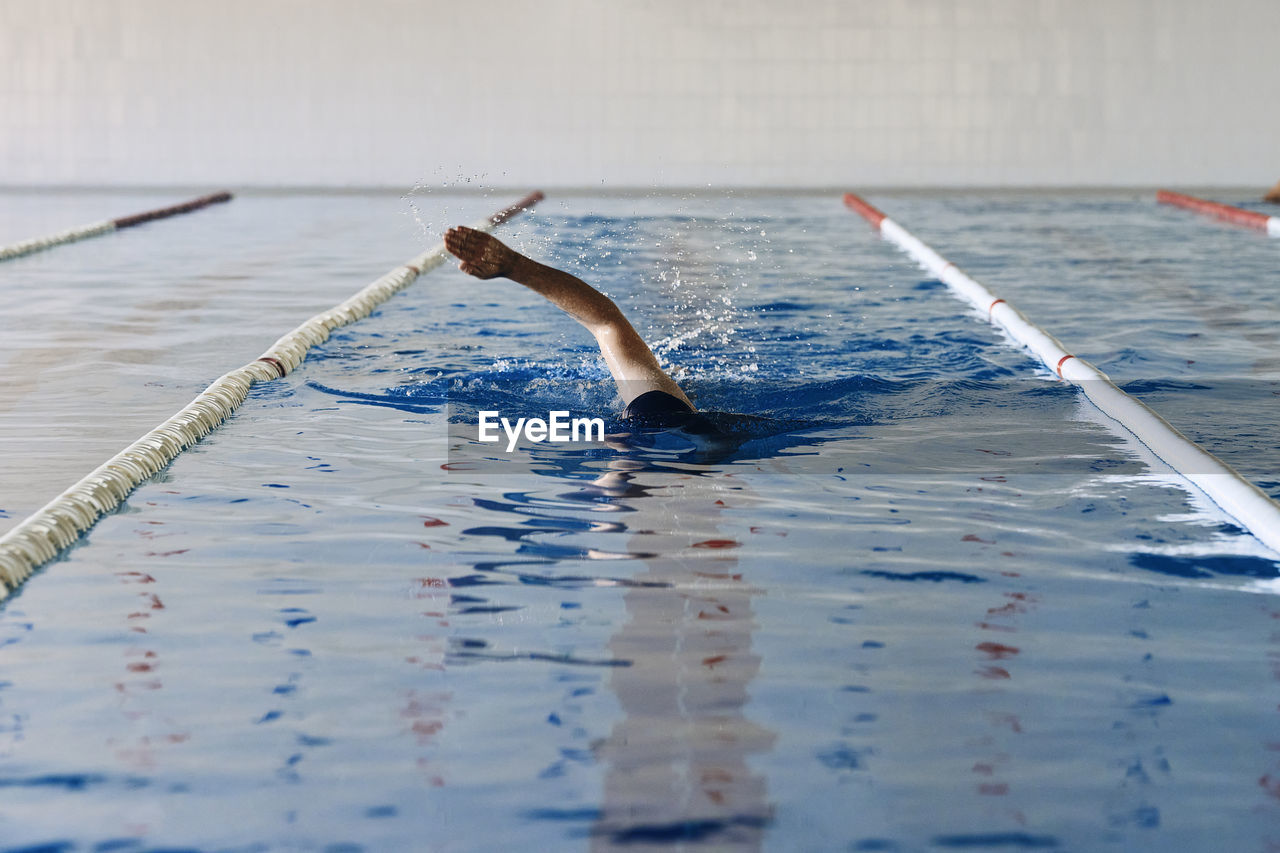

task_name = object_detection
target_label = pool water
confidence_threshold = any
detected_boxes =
[0,189,1278,851]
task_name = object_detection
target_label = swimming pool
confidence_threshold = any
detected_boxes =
[0,189,1277,850]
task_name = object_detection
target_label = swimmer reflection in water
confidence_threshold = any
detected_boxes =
[444,225,708,431]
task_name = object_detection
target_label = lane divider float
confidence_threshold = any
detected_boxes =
[1156,189,1280,237]
[843,191,1280,557]
[0,192,235,262]
[0,191,545,599]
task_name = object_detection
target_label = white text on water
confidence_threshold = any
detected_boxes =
[477,411,605,452]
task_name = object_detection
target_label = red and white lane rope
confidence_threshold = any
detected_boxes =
[1157,190,1280,237]
[0,192,234,262]
[0,191,544,598]
[843,191,1280,557]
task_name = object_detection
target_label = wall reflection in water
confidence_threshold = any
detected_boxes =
[589,462,776,850]
[455,434,789,849]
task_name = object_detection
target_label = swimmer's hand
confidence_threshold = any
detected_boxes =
[445,226,519,280]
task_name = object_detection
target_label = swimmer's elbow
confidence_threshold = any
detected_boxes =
[584,305,630,339]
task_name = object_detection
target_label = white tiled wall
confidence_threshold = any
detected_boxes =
[2,0,1276,187]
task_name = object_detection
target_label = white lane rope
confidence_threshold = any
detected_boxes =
[0,192,234,262]
[0,191,544,599]
[844,191,1280,558]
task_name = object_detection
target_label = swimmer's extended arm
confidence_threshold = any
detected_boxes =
[444,226,691,407]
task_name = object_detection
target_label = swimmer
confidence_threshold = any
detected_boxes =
[444,225,699,428]
[1265,180,1280,204]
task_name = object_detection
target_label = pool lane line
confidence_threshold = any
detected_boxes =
[0,190,545,599]
[1156,189,1280,237]
[0,192,235,263]
[842,191,1280,558]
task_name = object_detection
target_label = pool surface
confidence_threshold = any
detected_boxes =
[0,189,1278,851]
